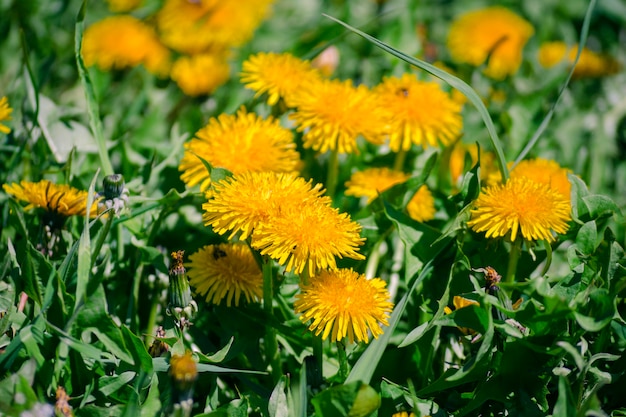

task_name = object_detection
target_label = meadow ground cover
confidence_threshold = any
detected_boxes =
[1,0,625,416]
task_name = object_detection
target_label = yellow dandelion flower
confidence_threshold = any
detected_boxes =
[3,180,100,218]
[251,199,365,276]
[156,0,273,54]
[240,52,322,107]
[82,16,170,76]
[538,41,620,78]
[186,243,263,307]
[170,53,231,96]
[444,296,480,335]
[169,350,197,391]
[447,6,534,79]
[467,177,571,242]
[510,158,571,201]
[202,172,326,240]
[294,269,393,344]
[290,78,386,154]
[0,96,12,134]
[105,0,143,12]
[407,185,436,222]
[344,168,410,203]
[448,142,498,186]
[392,412,416,417]
[179,108,301,191]
[374,73,463,151]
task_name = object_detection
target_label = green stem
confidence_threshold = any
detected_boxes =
[325,149,340,197]
[312,336,323,385]
[91,212,113,265]
[144,287,160,348]
[337,341,348,382]
[262,257,281,382]
[393,149,407,172]
[505,237,523,286]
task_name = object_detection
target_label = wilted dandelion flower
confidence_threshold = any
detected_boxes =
[294,269,393,343]
[179,108,301,191]
[0,96,12,134]
[374,74,462,151]
[187,244,263,307]
[467,177,571,242]
[202,172,326,240]
[290,79,386,154]
[407,185,436,222]
[170,53,231,96]
[156,0,273,54]
[3,180,100,218]
[105,0,142,12]
[538,41,620,78]
[82,15,170,76]
[447,6,534,79]
[251,199,365,276]
[241,52,322,107]
[344,167,410,203]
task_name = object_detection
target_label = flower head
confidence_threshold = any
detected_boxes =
[509,158,571,201]
[294,269,393,343]
[179,108,301,191]
[538,41,621,78]
[169,350,198,392]
[467,177,571,242]
[82,16,170,76]
[3,180,100,218]
[290,79,386,154]
[251,199,365,276]
[447,6,534,79]
[374,74,462,151]
[187,243,263,307]
[344,168,410,203]
[407,185,436,222]
[156,0,273,54]
[202,172,326,240]
[0,96,13,134]
[241,52,322,107]
[170,53,231,96]
[448,141,499,187]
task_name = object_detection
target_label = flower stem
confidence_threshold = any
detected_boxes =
[325,149,340,197]
[262,257,281,382]
[393,149,407,172]
[91,211,113,265]
[505,237,523,285]
[337,341,348,381]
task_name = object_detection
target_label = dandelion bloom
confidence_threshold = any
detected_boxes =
[374,74,462,151]
[105,0,143,12]
[82,16,170,76]
[251,199,365,276]
[240,52,322,107]
[467,177,571,242]
[290,79,386,154]
[443,295,480,335]
[538,41,620,78]
[169,351,197,391]
[407,185,436,222]
[294,269,393,343]
[448,141,498,186]
[344,168,410,203]
[179,109,301,191]
[447,6,534,79]
[187,244,263,307]
[3,180,100,218]
[202,172,326,240]
[170,53,231,96]
[155,0,273,54]
[510,158,571,202]
[0,96,12,134]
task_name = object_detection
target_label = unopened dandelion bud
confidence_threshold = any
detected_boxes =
[100,174,129,215]
[167,251,197,326]
[169,350,197,403]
